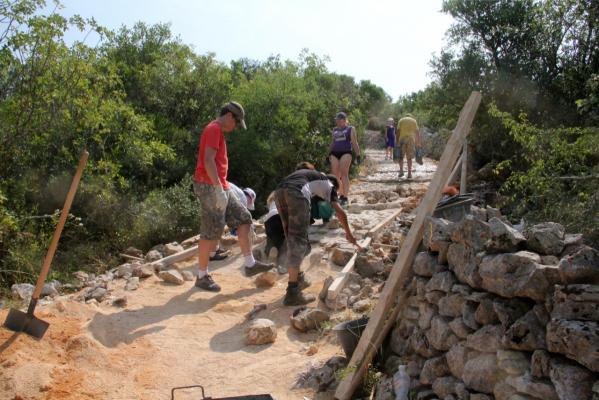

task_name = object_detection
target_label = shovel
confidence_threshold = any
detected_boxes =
[4,150,89,339]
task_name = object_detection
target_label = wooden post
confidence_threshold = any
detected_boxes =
[445,153,463,187]
[334,91,482,400]
[460,139,468,194]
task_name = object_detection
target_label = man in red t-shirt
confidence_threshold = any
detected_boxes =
[193,101,275,291]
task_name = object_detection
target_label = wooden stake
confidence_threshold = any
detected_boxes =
[334,91,482,400]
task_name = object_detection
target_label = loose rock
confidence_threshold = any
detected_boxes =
[158,270,185,285]
[246,318,277,345]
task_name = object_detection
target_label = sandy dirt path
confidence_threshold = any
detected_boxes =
[0,146,435,400]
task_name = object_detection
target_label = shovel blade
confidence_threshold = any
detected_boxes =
[3,308,49,339]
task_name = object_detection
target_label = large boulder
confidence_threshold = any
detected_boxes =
[447,243,483,288]
[425,271,457,293]
[423,217,454,252]
[413,251,447,277]
[462,353,499,394]
[505,373,559,400]
[420,355,449,385]
[558,245,599,284]
[446,341,471,379]
[450,215,492,252]
[503,305,549,351]
[493,297,531,330]
[546,319,599,372]
[531,350,551,379]
[466,325,504,353]
[426,316,460,351]
[549,357,597,400]
[479,251,561,302]
[449,318,474,339]
[246,318,277,345]
[439,293,466,318]
[551,284,599,321]
[497,350,531,376]
[485,217,526,253]
[524,222,565,255]
[290,307,330,332]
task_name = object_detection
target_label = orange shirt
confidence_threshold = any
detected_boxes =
[194,121,229,189]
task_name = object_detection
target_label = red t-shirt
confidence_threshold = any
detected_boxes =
[194,121,229,189]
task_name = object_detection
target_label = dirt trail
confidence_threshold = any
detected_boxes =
[0,143,435,400]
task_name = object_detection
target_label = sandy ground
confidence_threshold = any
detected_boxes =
[0,146,435,400]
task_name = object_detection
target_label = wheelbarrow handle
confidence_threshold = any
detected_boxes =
[32,150,89,300]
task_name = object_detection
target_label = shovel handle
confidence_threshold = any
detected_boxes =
[32,150,89,299]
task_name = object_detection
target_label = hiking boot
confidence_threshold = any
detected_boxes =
[298,272,311,290]
[195,274,221,292]
[244,260,276,277]
[283,286,316,306]
[398,171,404,178]
[339,196,348,206]
[209,248,230,261]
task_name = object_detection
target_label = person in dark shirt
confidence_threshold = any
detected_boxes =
[274,168,361,305]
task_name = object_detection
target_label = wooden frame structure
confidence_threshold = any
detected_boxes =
[334,91,482,400]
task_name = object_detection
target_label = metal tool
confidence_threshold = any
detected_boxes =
[171,384,273,399]
[3,151,88,339]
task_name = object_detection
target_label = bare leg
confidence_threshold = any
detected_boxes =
[330,155,343,196]
[339,154,352,197]
[237,223,252,256]
[407,158,413,179]
[288,266,299,283]
[198,239,218,271]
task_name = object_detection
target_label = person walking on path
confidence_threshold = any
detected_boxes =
[274,167,361,306]
[329,112,361,206]
[193,101,274,292]
[396,114,421,179]
[384,117,396,160]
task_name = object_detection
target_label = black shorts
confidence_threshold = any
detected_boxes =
[329,150,352,160]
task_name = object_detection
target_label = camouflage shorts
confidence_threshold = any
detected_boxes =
[274,188,310,268]
[193,182,252,241]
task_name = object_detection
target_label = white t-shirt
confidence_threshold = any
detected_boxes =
[228,182,247,208]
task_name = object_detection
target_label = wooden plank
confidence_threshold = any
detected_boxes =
[334,91,482,400]
[367,208,403,239]
[149,245,198,269]
[445,153,463,187]
[327,237,372,300]
[460,139,468,194]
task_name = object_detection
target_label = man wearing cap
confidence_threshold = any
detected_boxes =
[193,101,274,292]
[396,113,421,179]
[385,117,396,160]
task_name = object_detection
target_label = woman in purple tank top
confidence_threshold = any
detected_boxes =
[329,112,361,206]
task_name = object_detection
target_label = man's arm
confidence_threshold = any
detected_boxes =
[332,201,357,245]
[415,128,421,147]
[204,147,221,188]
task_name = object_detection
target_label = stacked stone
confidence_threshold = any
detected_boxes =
[385,207,599,400]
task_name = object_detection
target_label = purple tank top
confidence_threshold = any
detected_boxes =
[330,125,353,152]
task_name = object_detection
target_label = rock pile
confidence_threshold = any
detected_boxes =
[377,211,599,400]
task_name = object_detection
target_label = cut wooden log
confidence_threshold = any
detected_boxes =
[334,91,482,400]
[326,237,372,300]
[149,245,198,270]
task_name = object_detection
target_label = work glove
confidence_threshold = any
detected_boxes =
[214,187,228,212]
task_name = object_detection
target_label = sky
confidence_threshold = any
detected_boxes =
[54,0,454,101]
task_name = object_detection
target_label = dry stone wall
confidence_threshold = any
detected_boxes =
[383,208,599,400]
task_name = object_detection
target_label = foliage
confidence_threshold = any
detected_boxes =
[386,0,599,243]
[491,105,599,243]
[0,2,390,288]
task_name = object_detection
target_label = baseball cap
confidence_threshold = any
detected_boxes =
[335,112,347,120]
[243,188,256,210]
[225,101,247,129]
[387,117,394,123]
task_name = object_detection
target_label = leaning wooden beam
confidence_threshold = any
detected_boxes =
[460,139,468,194]
[334,91,482,400]
[368,208,403,239]
[445,153,463,187]
[327,208,403,300]
[149,245,199,270]
[327,237,372,300]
